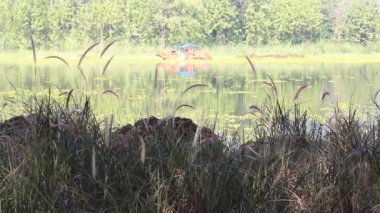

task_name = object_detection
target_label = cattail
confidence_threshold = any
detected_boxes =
[294,84,308,101]
[174,104,194,115]
[245,55,256,74]
[321,91,330,101]
[181,84,208,95]
[78,42,99,68]
[249,105,261,112]
[102,55,114,76]
[45,55,69,67]
[102,89,119,98]
[100,40,117,58]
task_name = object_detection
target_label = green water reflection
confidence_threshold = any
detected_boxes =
[1,62,379,133]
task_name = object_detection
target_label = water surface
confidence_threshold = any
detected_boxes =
[1,61,379,134]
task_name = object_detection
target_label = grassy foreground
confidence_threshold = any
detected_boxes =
[0,94,380,212]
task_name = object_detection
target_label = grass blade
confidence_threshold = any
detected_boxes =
[265,74,278,96]
[45,55,69,67]
[5,77,17,92]
[374,89,380,100]
[104,115,113,148]
[78,66,87,82]
[66,89,74,110]
[30,35,36,64]
[92,146,96,178]
[102,55,115,76]
[49,83,62,92]
[372,98,380,111]
[263,82,277,96]
[59,89,74,110]
[154,64,158,90]
[4,66,15,72]
[78,42,100,67]
[139,135,146,163]
[100,40,117,58]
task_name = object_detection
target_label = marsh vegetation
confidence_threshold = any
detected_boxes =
[1,0,380,211]
[0,88,380,211]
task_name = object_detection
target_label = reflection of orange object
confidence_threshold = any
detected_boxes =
[156,46,212,60]
[156,63,211,73]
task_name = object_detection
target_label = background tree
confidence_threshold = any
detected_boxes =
[47,0,74,49]
[74,0,126,45]
[269,0,323,44]
[0,0,379,49]
[339,0,379,45]
[152,0,206,45]
[124,0,159,45]
[202,0,241,44]
[245,0,272,45]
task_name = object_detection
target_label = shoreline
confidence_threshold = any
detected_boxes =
[1,53,380,64]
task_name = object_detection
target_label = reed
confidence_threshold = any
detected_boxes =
[0,92,379,212]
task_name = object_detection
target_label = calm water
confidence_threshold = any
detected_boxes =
[1,61,379,133]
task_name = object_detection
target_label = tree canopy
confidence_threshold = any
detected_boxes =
[0,0,379,49]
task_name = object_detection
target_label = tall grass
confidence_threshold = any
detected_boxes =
[1,42,379,212]
[0,92,379,212]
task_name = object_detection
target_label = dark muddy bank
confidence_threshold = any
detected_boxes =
[0,114,218,146]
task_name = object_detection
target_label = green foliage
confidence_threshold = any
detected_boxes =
[245,1,272,45]
[0,0,30,49]
[156,0,207,45]
[47,1,74,49]
[245,0,323,45]
[124,0,159,44]
[74,0,126,44]
[0,0,379,49]
[202,0,241,44]
[340,0,379,45]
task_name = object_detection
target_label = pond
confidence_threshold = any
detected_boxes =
[1,59,379,135]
